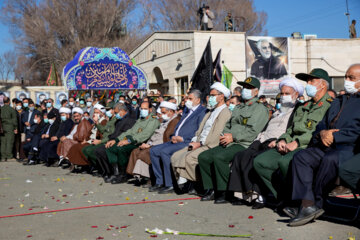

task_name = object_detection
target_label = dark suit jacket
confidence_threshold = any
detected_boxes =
[56,119,74,138]
[22,109,41,134]
[172,105,207,143]
[108,114,136,141]
[42,120,60,138]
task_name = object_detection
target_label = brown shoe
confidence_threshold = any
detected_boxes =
[329,186,351,196]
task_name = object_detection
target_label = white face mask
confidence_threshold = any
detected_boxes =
[69,102,74,106]
[280,94,296,107]
[49,119,55,125]
[185,100,194,110]
[162,113,170,121]
[344,80,360,94]
[94,113,101,119]
[33,119,38,124]
[241,88,253,100]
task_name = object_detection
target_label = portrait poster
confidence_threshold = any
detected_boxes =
[16,91,30,101]
[35,91,50,105]
[246,36,289,97]
[55,91,68,107]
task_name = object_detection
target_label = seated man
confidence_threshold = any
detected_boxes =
[171,83,231,193]
[228,95,242,112]
[68,104,107,169]
[198,77,269,203]
[287,64,360,226]
[253,68,332,208]
[105,101,159,184]
[38,112,60,164]
[56,107,92,170]
[227,77,304,209]
[149,89,206,194]
[126,101,180,186]
[88,103,135,178]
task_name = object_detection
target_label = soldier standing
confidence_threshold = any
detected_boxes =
[0,97,18,161]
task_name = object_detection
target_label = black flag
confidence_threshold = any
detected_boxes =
[213,49,222,82]
[190,38,213,103]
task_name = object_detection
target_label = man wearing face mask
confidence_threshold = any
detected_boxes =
[38,112,60,164]
[198,77,269,203]
[68,97,75,109]
[67,104,108,169]
[56,107,92,171]
[90,104,136,179]
[126,101,180,186]
[104,102,159,184]
[22,100,40,141]
[149,90,206,194]
[43,98,59,119]
[227,77,304,208]
[253,68,332,215]
[228,96,242,112]
[171,83,232,194]
[0,97,18,161]
[284,64,360,227]
[13,100,25,161]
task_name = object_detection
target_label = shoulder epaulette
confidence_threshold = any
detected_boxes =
[326,98,333,103]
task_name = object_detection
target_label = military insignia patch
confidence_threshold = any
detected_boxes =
[242,118,248,125]
[245,77,252,83]
[327,98,333,103]
[305,120,313,129]
[138,128,143,133]
[318,101,323,107]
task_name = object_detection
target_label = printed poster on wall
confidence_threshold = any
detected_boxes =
[246,36,289,97]
[36,92,50,105]
[55,91,68,107]
[16,91,30,101]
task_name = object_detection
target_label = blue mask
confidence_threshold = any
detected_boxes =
[115,113,122,120]
[305,84,318,97]
[228,104,236,112]
[140,109,149,118]
[61,116,67,122]
[106,111,113,118]
[46,102,52,108]
[132,100,137,105]
[275,103,281,110]
[23,103,28,108]
[29,106,35,111]
[241,88,253,100]
[208,96,218,107]
[299,100,305,104]
[44,118,49,124]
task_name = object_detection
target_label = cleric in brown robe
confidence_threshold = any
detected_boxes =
[56,107,92,163]
[126,101,180,184]
[67,104,107,166]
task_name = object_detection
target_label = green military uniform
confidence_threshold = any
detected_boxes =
[106,116,159,168]
[199,95,269,191]
[254,92,333,197]
[82,116,117,164]
[0,104,17,160]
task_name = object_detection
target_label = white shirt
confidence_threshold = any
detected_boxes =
[27,110,33,129]
[46,123,53,135]
[197,104,226,144]
[66,124,78,140]
[203,13,208,23]
[175,104,200,136]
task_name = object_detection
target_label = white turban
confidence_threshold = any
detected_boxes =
[72,107,84,115]
[59,107,71,114]
[94,103,106,113]
[279,77,304,96]
[157,107,161,114]
[211,82,231,98]
[160,101,177,111]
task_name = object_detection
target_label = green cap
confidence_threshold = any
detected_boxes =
[237,77,261,89]
[295,68,331,84]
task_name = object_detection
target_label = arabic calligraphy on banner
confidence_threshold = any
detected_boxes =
[85,62,128,88]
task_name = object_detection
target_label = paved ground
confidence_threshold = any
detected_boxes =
[0,160,359,240]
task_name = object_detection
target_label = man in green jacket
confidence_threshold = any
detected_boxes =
[199,77,269,203]
[0,97,18,161]
[106,101,160,184]
[253,68,333,201]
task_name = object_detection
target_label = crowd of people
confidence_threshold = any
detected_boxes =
[0,64,360,227]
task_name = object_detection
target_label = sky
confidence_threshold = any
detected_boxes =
[0,0,359,55]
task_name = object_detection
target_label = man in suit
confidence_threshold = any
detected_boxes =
[171,83,232,194]
[43,98,59,119]
[199,78,269,203]
[38,111,60,164]
[22,99,40,139]
[149,89,207,194]
[287,64,360,226]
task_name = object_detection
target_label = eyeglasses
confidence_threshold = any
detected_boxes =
[345,75,359,81]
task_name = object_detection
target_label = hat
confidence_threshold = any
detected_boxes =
[94,103,106,113]
[295,68,331,83]
[72,107,84,115]
[159,101,177,111]
[279,77,305,96]
[237,77,261,89]
[210,82,231,98]
[59,107,71,114]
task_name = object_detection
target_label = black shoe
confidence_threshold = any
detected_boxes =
[28,160,36,165]
[214,192,229,204]
[149,184,163,192]
[201,189,215,201]
[16,158,24,163]
[111,175,127,184]
[158,186,174,194]
[289,205,324,227]
[104,175,117,183]
[252,202,265,209]
[188,186,198,195]
[23,161,30,165]
[231,197,248,206]
[283,207,298,218]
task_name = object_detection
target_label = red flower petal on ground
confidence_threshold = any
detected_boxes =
[8,207,13,209]
[28,209,32,211]
[27,235,32,238]
[106,228,111,231]
[228,225,235,228]
[248,215,253,219]
[109,225,114,228]
[262,228,264,231]
[62,194,67,197]
[120,226,128,229]
[56,200,60,202]
[150,235,157,238]
[45,192,49,194]
[174,212,179,215]
[91,226,98,228]
[128,214,134,216]
[96,237,104,240]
